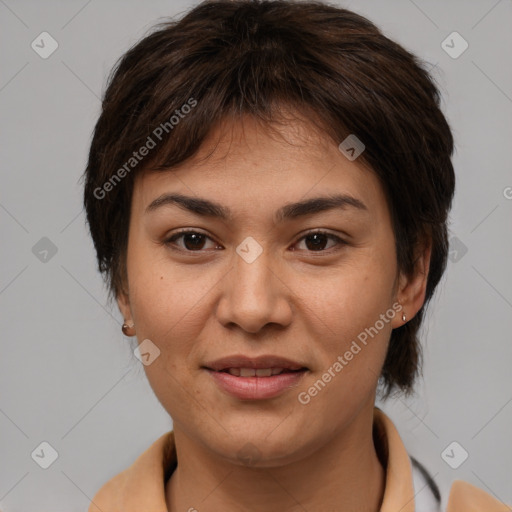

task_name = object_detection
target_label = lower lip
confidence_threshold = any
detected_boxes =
[206,369,307,400]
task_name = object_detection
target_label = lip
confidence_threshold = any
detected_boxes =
[206,369,307,400]
[203,355,306,371]
[203,354,308,400]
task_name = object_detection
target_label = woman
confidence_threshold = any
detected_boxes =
[82,1,509,510]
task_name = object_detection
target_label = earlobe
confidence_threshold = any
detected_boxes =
[117,291,131,319]
[393,237,432,328]
[117,291,135,335]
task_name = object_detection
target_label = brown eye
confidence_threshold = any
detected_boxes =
[165,231,218,251]
[164,229,345,254]
[294,231,345,253]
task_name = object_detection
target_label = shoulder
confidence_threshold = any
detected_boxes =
[411,457,441,511]
[410,458,510,512]
[88,470,128,512]
[446,480,511,512]
[87,430,174,512]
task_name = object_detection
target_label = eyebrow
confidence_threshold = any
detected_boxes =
[145,192,368,222]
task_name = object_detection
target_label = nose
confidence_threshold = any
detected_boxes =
[215,249,293,334]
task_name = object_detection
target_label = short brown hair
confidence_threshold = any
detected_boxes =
[82,0,455,398]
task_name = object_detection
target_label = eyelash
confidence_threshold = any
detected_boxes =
[163,229,346,255]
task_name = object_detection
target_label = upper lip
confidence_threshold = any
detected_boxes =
[203,355,307,371]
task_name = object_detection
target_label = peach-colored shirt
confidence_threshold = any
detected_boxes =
[89,408,509,511]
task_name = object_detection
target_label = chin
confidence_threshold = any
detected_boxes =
[199,414,311,467]
[220,437,306,469]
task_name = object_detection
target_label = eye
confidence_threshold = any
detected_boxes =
[164,230,220,252]
[293,230,346,253]
[163,229,346,254]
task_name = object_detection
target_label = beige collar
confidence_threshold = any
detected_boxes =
[89,407,509,511]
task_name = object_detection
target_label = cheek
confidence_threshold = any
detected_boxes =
[128,244,191,325]
[130,276,206,350]
[295,259,396,412]
[296,279,394,420]
[126,267,209,417]
[306,257,395,347]
[126,250,225,376]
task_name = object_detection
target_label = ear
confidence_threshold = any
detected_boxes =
[391,235,432,329]
[117,289,133,324]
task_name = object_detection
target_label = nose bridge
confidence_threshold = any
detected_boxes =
[216,240,290,332]
[232,244,275,306]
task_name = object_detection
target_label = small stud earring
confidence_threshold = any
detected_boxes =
[397,299,406,323]
[122,322,136,336]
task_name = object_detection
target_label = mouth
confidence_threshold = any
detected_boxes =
[204,355,307,372]
[218,367,304,377]
[203,355,308,400]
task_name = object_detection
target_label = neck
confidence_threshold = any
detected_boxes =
[166,405,385,512]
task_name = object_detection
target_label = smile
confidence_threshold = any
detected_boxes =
[206,369,307,400]
[223,367,301,377]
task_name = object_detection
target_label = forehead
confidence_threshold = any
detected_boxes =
[131,113,385,220]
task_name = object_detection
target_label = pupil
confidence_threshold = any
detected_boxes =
[306,233,327,251]
[181,233,328,251]
[184,233,204,250]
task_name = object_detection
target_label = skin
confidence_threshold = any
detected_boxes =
[117,112,431,512]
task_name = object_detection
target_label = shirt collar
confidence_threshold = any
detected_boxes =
[88,407,508,512]
[88,407,415,511]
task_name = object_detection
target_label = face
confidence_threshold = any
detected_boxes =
[118,114,419,466]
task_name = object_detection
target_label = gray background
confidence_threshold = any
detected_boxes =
[1,0,511,510]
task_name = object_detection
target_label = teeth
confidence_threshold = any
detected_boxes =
[225,368,286,377]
